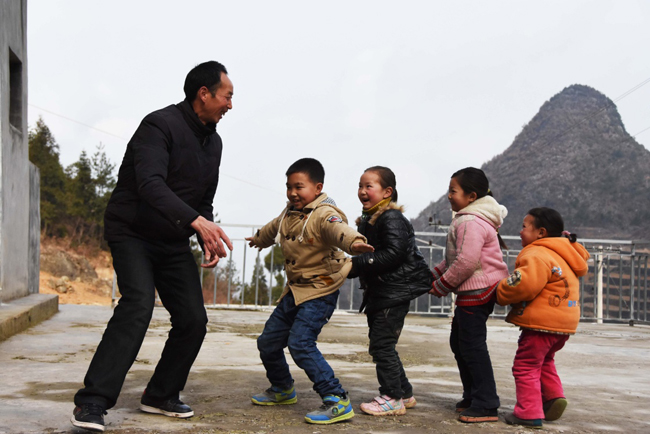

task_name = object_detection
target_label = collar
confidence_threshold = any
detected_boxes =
[289,193,333,213]
[361,198,391,220]
[177,100,216,140]
[457,195,508,228]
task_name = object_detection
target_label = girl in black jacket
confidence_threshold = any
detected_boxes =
[350,166,433,416]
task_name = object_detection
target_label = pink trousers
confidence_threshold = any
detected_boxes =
[512,329,569,420]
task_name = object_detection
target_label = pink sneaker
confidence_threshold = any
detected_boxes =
[359,395,406,416]
[403,396,417,409]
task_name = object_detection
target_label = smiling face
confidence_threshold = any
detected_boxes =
[286,172,322,211]
[358,170,392,210]
[197,72,233,124]
[520,214,545,247]
[447,177,476,212]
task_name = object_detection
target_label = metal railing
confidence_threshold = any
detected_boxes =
[112,224,650,325]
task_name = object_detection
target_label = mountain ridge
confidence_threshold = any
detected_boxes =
[412,84,650,241]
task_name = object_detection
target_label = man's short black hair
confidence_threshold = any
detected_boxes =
[286,158,325,184]
[184,61,228,102]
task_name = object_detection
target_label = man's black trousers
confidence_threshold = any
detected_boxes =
[74,237,208,409]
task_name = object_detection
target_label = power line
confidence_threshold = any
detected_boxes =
[220,173,284,196]
[29,103,127,140]
[29,103,284,195]
[632,125,650,138]
[613,76,650,102]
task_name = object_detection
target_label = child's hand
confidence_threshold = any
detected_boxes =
[351,242,374,254]
[245,236,261,250]
[429,282,447,298]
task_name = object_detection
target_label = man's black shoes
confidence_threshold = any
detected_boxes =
[140,393,194,418]
[71,403,107,432]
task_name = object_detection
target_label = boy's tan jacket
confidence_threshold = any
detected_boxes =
[251,193,366,305]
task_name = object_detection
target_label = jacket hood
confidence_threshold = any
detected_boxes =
[457,195,507,228]
[304,193,336,211]
[526,237,590,276]
[283,193,338,213]
[355,201,404,226]
[280,193,348,223]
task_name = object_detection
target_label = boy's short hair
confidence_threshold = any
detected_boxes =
[286,158,325,184]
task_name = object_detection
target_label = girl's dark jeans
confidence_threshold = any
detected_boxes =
[366,302,413,399]
[449,299,500,410]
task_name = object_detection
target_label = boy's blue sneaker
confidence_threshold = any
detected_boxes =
[305,394,355,424]
[251,385,297,405]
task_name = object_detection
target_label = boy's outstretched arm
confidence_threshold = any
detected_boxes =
[245,236,262,250]
[245,207,288,250]
[319,209,369,255]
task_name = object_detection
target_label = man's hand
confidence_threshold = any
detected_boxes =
[350,242,374,254]
[200,255,220,269]
[191,216,233,267]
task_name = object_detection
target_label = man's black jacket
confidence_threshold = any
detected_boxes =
[104,101,222,244]
[349,203,433,313]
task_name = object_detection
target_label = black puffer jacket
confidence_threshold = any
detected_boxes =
[104,100,222,244]
[349,202,433,313]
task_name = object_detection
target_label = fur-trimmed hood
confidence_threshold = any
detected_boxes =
[457,195,507,228]
[356,201,405,227]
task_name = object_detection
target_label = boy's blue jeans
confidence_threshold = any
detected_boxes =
[257,290,344,398]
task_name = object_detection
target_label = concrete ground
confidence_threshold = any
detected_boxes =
[0,305,648,434]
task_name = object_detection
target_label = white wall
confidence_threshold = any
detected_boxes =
[0,0,40,302]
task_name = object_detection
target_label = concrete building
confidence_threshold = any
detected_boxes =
[0,0,57,340]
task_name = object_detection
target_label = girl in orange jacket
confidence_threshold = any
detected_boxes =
[497,207,590,429]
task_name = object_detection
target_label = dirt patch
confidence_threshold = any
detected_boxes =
[327,351,373,364]
[38,237,113,305]
[39,269,112,305]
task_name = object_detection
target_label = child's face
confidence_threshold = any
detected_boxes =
[358,171,392,211]
[448,177,475,212]
[286,172,322,211]
[520,214,545,247]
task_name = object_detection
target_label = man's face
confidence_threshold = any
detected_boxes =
[200,72,233,124]
[286,172,322,211]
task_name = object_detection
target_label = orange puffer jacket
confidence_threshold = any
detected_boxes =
[496,237,590,334]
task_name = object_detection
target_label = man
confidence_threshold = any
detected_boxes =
[71,61,234,432]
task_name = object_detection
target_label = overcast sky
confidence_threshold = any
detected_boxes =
[27,0,650,243]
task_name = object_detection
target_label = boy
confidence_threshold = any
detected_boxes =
[246,158,373,425]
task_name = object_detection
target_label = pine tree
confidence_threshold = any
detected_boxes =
[90,144,116,239]
[28,117,67,236]
[65,150,95,244]
[244,256,270,305]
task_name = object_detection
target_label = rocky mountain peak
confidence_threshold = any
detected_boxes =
[413,84,650,240]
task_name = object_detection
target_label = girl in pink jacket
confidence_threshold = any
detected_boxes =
[430,167,509,424]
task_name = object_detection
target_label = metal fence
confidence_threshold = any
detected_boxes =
[112,224,650,325]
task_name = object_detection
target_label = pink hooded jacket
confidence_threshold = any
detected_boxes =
[431,196,510,305]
